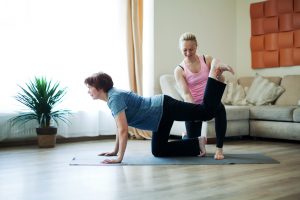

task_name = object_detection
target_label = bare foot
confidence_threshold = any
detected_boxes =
[214,148,224,160]
[209,58,234,81]
[217,64,234,77]
[182,132,187,139]
[198,136,207,157]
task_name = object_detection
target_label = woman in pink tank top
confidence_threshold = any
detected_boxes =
[174,32,229,160]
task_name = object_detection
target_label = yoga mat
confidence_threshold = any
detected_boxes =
[69,153,279,166]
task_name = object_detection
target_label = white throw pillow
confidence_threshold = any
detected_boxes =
[223,80,248,106]
[221,83,229,103]
[246,75,285,106]
[174,84,184,100]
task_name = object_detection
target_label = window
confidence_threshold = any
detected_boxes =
[0,0,129,113]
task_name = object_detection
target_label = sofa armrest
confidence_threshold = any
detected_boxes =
[160,74,183,101]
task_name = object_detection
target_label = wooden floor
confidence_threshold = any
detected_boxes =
[0,138,300,200]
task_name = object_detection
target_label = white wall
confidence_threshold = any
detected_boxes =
[236,0,300,77]
[153,0,236,93]
[153,0,300,94]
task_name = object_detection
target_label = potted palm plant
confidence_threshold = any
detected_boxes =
[9,77,71,148]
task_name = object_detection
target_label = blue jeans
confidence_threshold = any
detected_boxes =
[151,77,226,157]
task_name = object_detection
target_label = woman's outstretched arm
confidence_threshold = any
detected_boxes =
[102,111,128,164]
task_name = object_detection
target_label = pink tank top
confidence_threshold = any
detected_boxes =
[182,55,209,104]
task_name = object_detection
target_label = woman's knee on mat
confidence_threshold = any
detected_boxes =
[151,146,167,157]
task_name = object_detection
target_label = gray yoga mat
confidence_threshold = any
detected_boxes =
[69,153,279,166]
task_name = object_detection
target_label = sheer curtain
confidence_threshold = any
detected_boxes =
[124,0,152,139]
[0,0,129,141]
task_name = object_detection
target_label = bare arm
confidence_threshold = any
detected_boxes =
[174,66,194,103]
[204,55,213,70]
[102,111,128,164]
[114,133,119,154]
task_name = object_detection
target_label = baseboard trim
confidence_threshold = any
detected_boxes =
[0,135,115,148]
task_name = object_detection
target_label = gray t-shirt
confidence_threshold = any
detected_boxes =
[107,87,164,132]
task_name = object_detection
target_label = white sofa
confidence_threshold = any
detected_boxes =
[160,74,300,141]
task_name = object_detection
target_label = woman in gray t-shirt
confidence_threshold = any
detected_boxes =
[84,60,233,164]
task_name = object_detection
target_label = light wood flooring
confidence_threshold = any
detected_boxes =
[0,138,300,200]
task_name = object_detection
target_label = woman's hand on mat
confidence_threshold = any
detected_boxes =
[98,151,117,156]
[102,158,122,164]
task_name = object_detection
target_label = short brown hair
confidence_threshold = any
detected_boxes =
[84,72,114,92]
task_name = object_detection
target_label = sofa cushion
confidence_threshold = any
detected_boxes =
[275,75,300,106]
[223,82,247,105]
[293,107,300,122]
[245,75,285,106]
[225,106,250,120]
[160,74,183,101]
[250,121,300,141]
[204,120,249,137]
[250,105,296,121]
[238,76,281,88]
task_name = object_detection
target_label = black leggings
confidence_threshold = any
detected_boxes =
[151,78,226,157]
[184,103,227,148]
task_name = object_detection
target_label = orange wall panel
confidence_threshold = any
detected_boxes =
[294,13,300,29]
[265,0,278,17]
[293,48,300,65]
[251,0,300,68]
[251,35,265,51]
[279,14,293,31]
[250,2,265,19]
[295,30,300,47]
[295,0,300,12]
[252,18,264,35]
[278,0,293,14]
[278,31,293,48]
[252,51,265,68]
[265,33,278,50]
[264,17,279,33]
[264,51,279,67]
[280,48,294,66]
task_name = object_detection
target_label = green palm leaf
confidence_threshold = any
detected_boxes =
[9,77,71,128]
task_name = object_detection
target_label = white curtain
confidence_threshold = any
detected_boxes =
[0,0,129,141]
